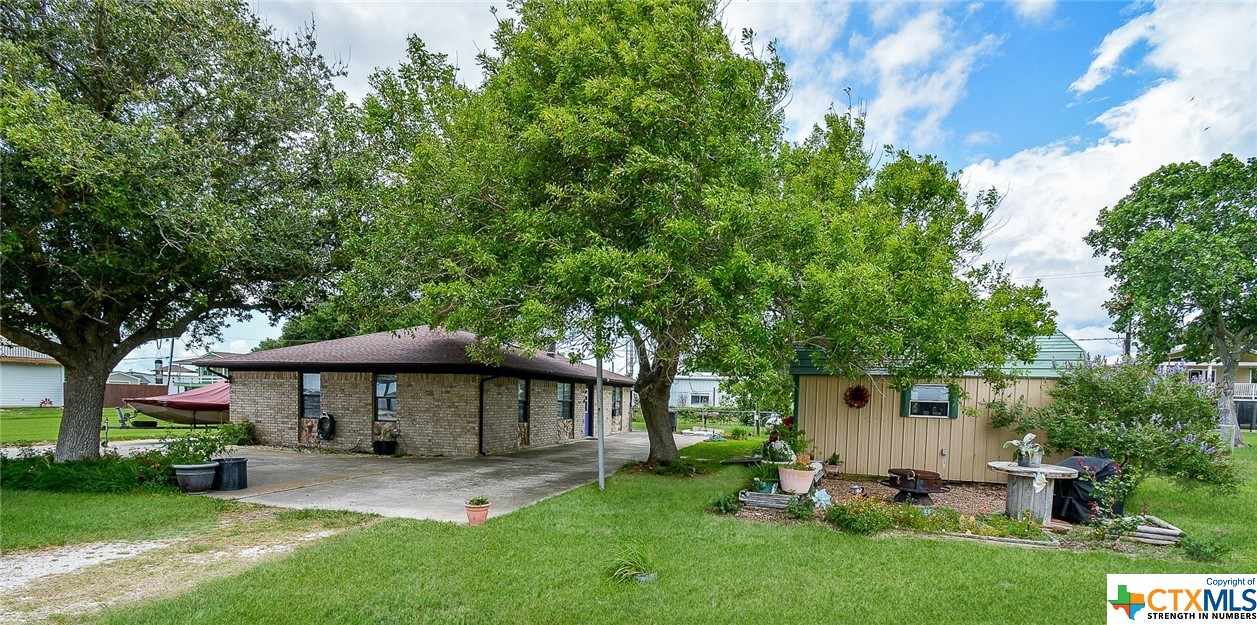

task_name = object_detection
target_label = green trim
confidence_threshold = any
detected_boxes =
[899,388,911,417]
[792,375,799,420]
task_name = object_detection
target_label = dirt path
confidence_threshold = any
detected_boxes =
[0,506,380,624]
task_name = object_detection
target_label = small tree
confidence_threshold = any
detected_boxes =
[1086,154,1257,446]
[991,360,1239,491]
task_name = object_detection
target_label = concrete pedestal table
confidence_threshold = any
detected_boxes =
[986,461,1078,523]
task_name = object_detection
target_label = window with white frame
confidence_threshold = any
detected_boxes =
[301,373,321,419]
[374,374,398,421]
[690,393,710,405]
[518,379,530,423]
[612,388,623,417]
[557,382,574,420]
[907,384,950,418]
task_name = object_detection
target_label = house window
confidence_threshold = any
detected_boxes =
[375,374,398,421]
[518,379,530,423]
[690,393,710,405]
[557,382,574,420]
[904,384,951,418]
[301,373,321,419]
[612,388,622,417]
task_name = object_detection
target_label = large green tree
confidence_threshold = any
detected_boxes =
[341,0,1054,464]
[1086,154,1257,446]
[0,0,343,461]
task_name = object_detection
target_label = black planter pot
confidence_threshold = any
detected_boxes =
[172,462,220,493]
[213,457,248,491]
[372,440,397,455]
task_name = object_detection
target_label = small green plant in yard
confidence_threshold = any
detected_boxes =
[467,496,490,506]
[826,496,893,535]
[163,432,229,465]
[710,493,742,514]
[1180,531,1232,562]
[747,462,779,482]
[608,544,653,582]
[727,426,749,440]
[785,495,815,520]
[978,511,1045,540]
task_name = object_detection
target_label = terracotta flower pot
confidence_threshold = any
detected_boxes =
[465,502,491,526]
[778,466,815,495]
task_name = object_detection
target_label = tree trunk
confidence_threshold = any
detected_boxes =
[638,378,679,465]
[55,359,112,462]
[1218,358,1245,448]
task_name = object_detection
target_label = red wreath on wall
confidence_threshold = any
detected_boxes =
[844,384,870,409]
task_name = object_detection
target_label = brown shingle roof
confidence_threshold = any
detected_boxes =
[194,327,636,386]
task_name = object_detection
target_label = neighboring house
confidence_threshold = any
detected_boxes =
[108,365,198,387]
[791,331,1088,484]
[669,373,727,408]
[0,341,64,407]
[1164,349,1257,430]
[194,327,636,456]
[174,352,241,390]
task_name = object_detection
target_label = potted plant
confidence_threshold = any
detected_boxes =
[824,452,844,476]
[373,426,398,456]
[778,461,816,495]
[165,433,228,493]
[465,496,491,525]
[748,462,779,493]
[1004,433,1044,467]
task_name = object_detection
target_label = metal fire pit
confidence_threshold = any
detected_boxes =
[882,468,950,505]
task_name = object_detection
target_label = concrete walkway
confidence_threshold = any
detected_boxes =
[206,431,706,523]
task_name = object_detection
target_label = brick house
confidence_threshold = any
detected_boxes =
[195,327,636,456]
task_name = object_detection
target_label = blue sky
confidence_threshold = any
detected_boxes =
[118,0,1257,372]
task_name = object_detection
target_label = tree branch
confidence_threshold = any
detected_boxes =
[0,325,71,363]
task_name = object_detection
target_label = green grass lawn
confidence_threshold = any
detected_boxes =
[0,407,207,444]
[88,434,1255,625]
[0,490,231,552]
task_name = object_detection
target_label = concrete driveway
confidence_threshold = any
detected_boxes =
[207,431,706,523]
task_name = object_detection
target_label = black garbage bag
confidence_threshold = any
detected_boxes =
[1052,456,1124,524]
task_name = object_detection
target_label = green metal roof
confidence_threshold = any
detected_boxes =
[790,331,1088,379]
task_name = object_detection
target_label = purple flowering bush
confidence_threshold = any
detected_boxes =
[989,360,1239,491]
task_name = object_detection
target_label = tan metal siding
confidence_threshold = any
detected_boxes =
[797,375,1057,484]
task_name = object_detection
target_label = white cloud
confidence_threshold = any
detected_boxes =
[967,1,1257,356]
[1009,0,1055,24]
[861,11,1001,150]
[965,130,999,147]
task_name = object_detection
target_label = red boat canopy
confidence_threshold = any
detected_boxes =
[124,381,230,424]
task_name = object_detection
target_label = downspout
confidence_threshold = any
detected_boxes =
[478,375,500,456]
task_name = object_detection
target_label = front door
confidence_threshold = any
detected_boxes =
[584,384,594,437]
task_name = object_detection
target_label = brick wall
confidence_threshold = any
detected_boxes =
[318,372,374,453]
[482,376,521,455]
[231,371,298,447]
[528,379,559,447]
[396,373,479,456]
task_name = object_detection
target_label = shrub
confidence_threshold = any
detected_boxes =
[989,361,1239,491]
[218,421,257,445]
[785,495,815,520]
[727,426,750,440]
[0,450,176,493]
[825,496,892,535]
[711,493,742,514]
[164,432,229,465]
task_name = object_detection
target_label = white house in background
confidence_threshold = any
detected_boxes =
[0,341,64,407]
[669,372,729,408]
[1165,348,1257,431]
[108,364,199,388]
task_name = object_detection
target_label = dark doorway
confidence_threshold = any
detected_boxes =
[584,384,594,437]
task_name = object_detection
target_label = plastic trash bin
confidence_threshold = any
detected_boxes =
[669,410,678,432]
[213,457,248,491]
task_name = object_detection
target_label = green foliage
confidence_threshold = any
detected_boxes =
[608,544,653,583]
[747,462,780,484]
[825,496,893,535]
[994,360,1239,490]
[1180,532,1232,563]
[710,493,742,515]
[163,432,230,466]
[255,301,364,351]
[978,511,1044,540]
[218,421,257,446]
[785,495,815,520]
[1086,154,1257,441]
[0,450,175,493]
[467,496,490,506]
[651,460,699,477]
[727,426,750,440]
[0,0,345,461]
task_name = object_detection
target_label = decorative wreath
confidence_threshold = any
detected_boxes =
[844,384,870,409]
